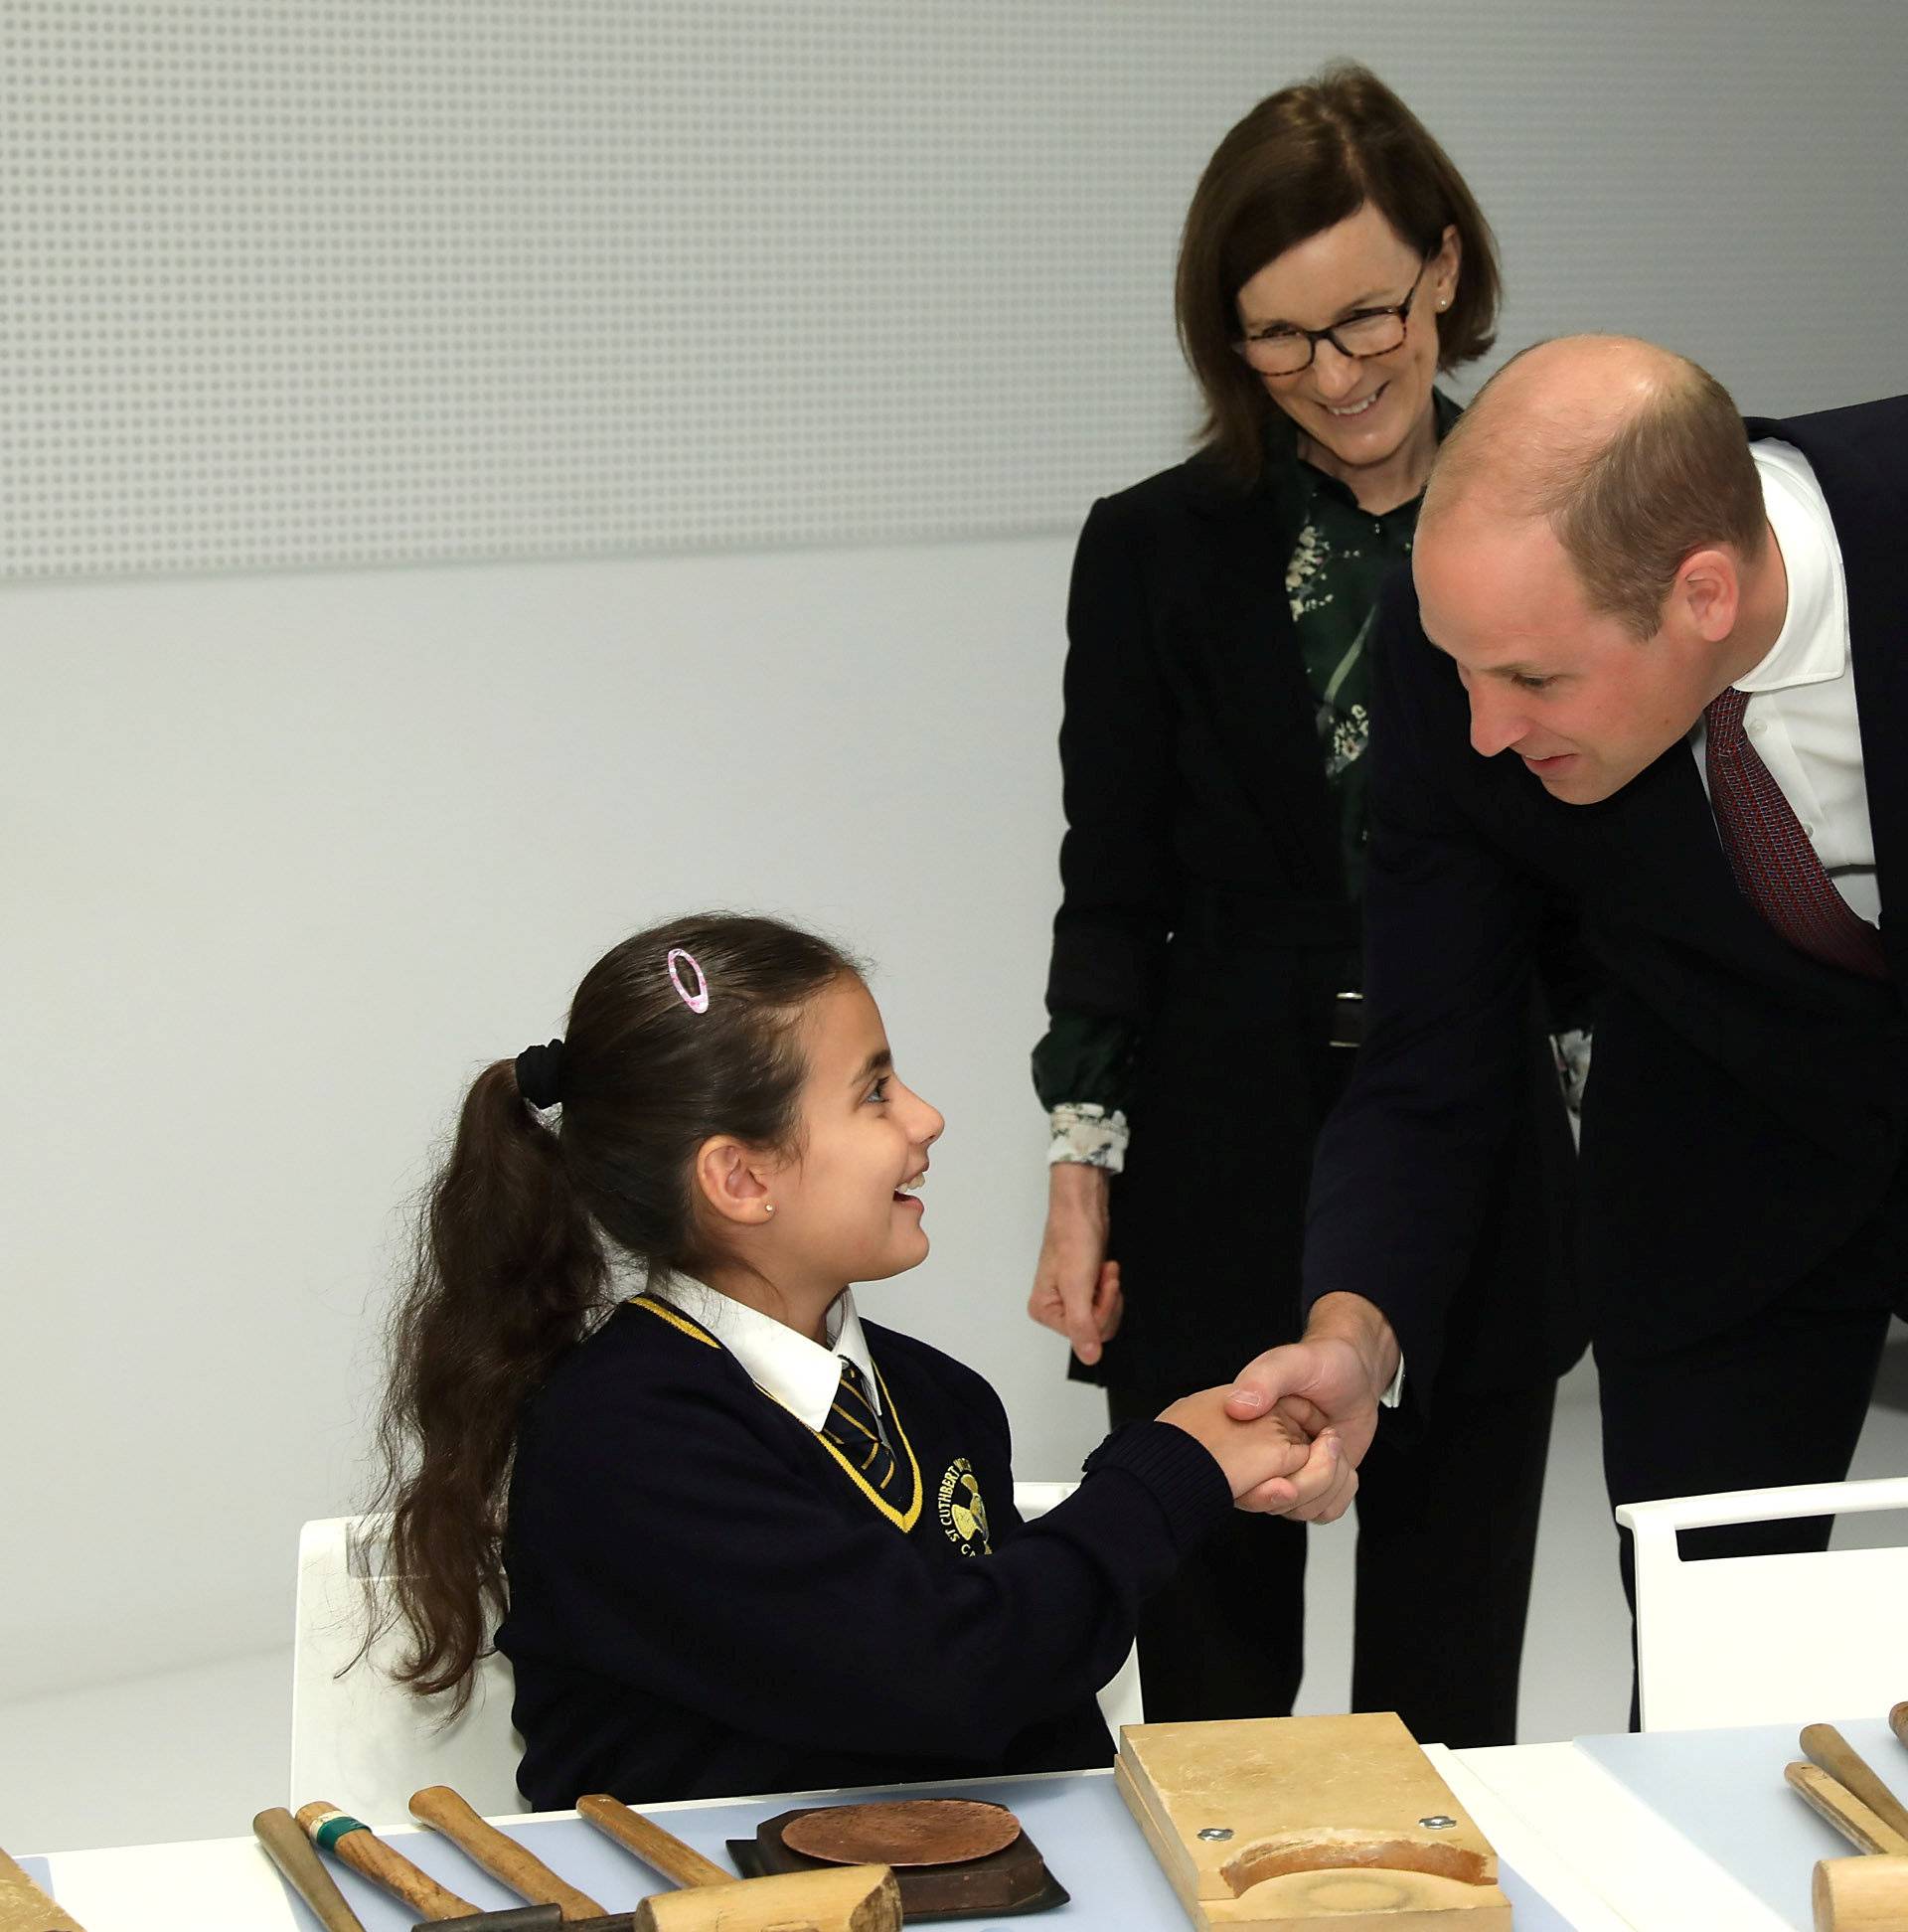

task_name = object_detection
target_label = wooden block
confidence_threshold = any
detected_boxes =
[0,1847,87,1932]
[1115,1713,1511,1931]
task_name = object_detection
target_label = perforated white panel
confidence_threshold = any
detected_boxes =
[4,1,1906,579]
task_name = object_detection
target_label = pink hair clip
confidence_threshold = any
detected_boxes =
[666,947,710,1014]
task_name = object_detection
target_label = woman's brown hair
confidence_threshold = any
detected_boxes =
[364,911,860,1707]
[1176,62,1502,480]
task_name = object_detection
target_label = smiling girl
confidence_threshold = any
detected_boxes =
[370,912,1333,1807]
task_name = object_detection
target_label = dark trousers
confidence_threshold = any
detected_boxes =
[1107,1376,1556,1748]
[1599,1290,1896,1727]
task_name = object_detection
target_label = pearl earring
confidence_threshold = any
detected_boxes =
[763,1203,775,1217]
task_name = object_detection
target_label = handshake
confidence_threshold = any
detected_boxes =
[1155,1294,1401,1524]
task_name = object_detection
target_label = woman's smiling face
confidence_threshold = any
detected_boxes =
[1236,203,1458,493]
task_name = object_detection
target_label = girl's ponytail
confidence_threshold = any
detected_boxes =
[368,911,859,1707]
[371,1056,605,1705]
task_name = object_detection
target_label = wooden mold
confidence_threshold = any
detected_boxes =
[1115,1713,1511,1930]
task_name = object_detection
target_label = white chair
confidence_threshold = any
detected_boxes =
[292,1487,1145,1821]
[1014,1481,1146,1740]
[290,1515,524,1822]
[1616,1475,1908,1730]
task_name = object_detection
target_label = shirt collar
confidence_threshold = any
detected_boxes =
[650,1274,879,1430]
[1734,440,1849,693]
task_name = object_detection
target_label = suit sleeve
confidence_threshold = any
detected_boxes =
[510,1396,1229,1764]
[1302,573,1544,1396]
[1036,495,1182,1098]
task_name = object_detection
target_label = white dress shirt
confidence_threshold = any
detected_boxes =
[650,1273,886,1439]
[1688,440,1879,927]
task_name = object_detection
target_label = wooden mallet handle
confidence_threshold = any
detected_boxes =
[254,1807,367,1932]
[1786,1763,1908,1857]
[409,1786,606,1921]
[574,1796,733,1891]
[1890,1702,1907,1752]
[1802,1726,1908,1846]
[295,1802,482,1919]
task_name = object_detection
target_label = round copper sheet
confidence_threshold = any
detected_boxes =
[780,1798,1023,1867]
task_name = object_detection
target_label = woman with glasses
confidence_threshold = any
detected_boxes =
[1028,64,1585,1743]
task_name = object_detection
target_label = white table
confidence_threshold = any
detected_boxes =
[28,1728,1885,1932]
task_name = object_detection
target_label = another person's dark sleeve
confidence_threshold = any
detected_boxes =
[1302,574,1543,1396]
[1034,496,1182,1117]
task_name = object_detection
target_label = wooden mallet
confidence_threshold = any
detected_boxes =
[1786,1725,1908,1932]
[577,1793,903,1932]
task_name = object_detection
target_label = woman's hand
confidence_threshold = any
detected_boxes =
[1157,1386,1350,1511]
[1028,1162,1123,1367]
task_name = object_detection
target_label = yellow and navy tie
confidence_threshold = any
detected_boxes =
[823,1359,898,1497]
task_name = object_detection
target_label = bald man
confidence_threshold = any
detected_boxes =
[1225,338,1908,1715]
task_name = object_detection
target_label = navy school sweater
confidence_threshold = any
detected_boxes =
[494,1293,1232,1808]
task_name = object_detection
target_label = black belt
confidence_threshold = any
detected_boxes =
[1329,990,1365,1050]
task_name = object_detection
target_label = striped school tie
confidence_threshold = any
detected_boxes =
[823,1359,899,1497]
[1704,687,1887,980]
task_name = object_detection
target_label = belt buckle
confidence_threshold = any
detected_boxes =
[1330,989,1364,1050]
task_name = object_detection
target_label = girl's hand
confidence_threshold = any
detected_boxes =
[1157,1386,1351,1512]
[1028,1164,1122,1366]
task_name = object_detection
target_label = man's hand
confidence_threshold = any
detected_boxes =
[1221,1294,1400,1522]
[1028,1162,1123,1367]
[1157,1385,1348,1508]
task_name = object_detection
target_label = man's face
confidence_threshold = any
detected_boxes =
[1414,507,1714,805]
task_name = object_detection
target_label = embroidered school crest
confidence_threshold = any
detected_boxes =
[937,1458,992,1556]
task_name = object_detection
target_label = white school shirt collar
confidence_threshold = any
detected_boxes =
[1734,441,1849,693]
[649,1274,881,1431]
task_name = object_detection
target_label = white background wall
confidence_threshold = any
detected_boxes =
[6,0,1908,1855]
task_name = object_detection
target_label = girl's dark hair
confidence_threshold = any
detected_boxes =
[1176,62,1502,481]
[366,911,860,1706]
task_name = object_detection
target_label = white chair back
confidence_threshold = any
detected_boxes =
[1014,1480,1146,1740]
[293,1485,1145,1819]
[289,1515,524,1822]
[1616,1475,1908,1730]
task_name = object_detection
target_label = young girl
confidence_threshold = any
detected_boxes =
[372,912,1338,1808]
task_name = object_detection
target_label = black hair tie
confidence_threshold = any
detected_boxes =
[515,1038,565,1109]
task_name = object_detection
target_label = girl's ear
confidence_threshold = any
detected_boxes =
[695,1135,775,1227]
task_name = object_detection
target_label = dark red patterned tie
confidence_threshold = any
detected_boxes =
[1703,687,1886,979]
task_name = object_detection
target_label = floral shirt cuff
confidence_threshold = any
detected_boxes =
[1046,1103,1130,1174]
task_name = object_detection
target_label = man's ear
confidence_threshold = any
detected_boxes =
[1670,546,1742,645]
[694,1135,774,1228]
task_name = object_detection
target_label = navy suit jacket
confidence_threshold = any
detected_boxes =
[1303,396,1908,1388]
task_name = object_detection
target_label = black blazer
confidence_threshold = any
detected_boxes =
[1045,434,1584,1395]
[1305,397,1908,1390]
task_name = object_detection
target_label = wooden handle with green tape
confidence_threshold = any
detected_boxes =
[254,1806,367,1932]
[296,1801,482,1919]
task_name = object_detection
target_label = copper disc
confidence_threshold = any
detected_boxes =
[780,1798,1023,1867]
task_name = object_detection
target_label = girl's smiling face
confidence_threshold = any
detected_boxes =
[747,974,943,1305]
